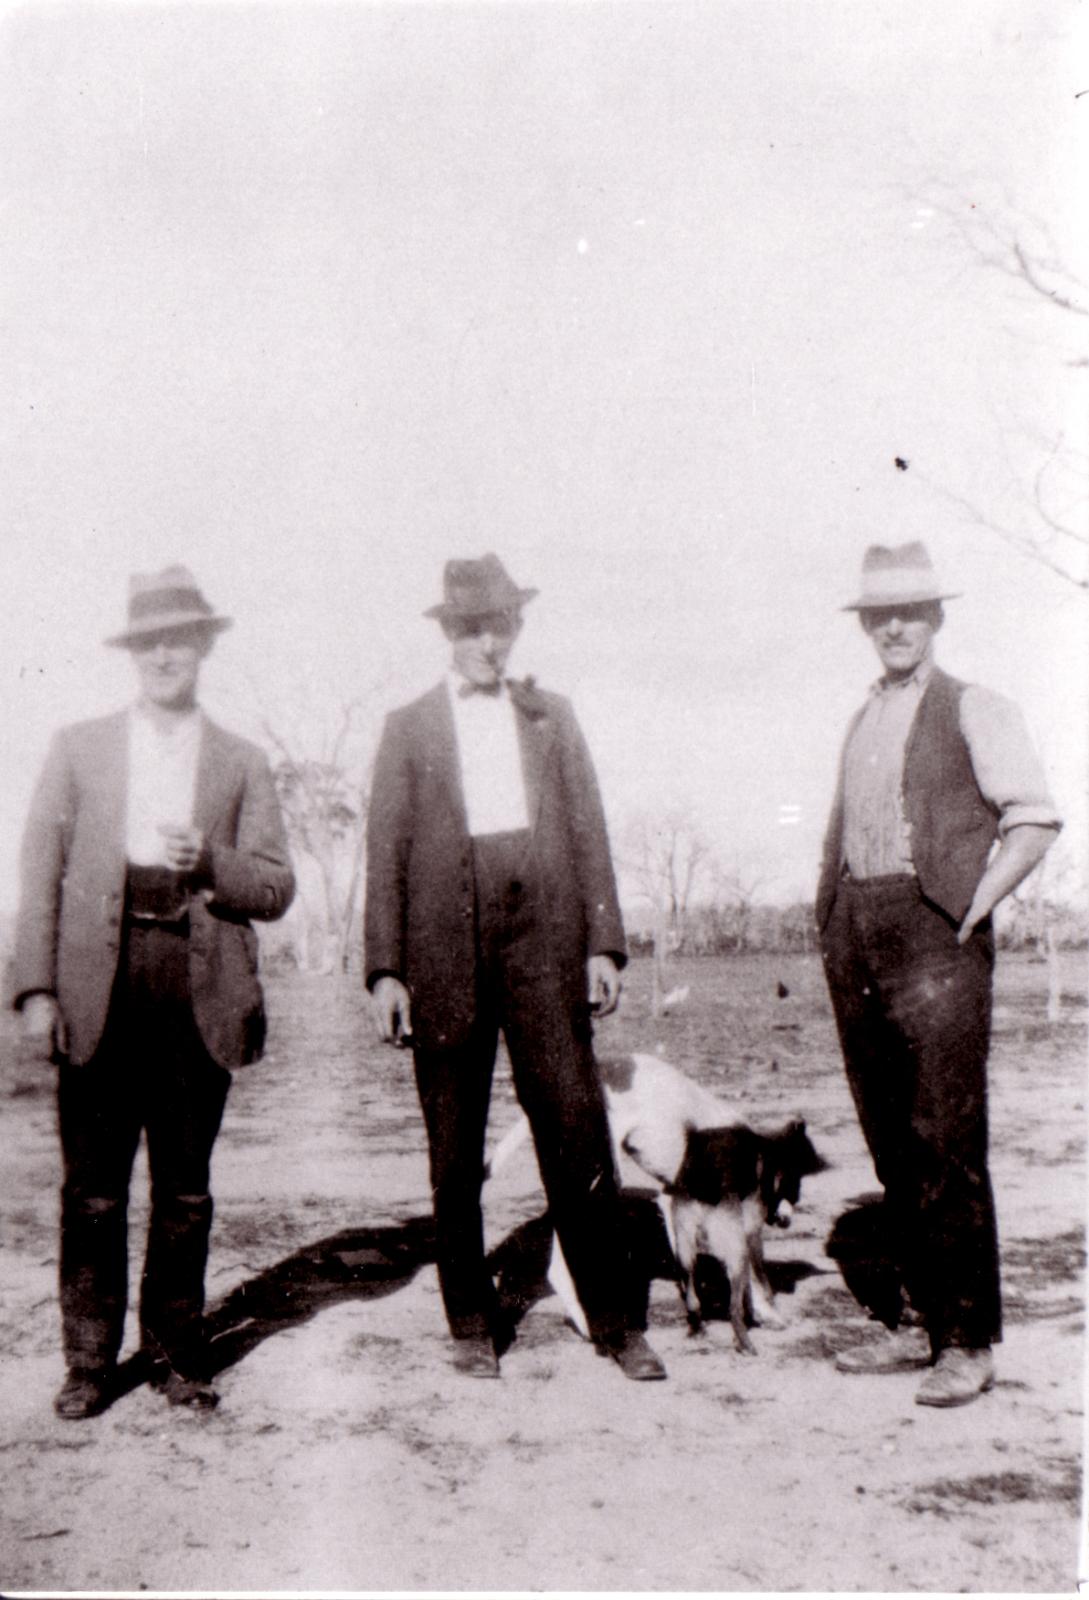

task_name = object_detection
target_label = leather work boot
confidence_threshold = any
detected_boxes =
[150,1368,220,1410]
[450,1336,500,1379]
[915,1346,994,1408]
[834,1325,932,1375]
[53,1368,114,1420]
[598,1329,668,1381]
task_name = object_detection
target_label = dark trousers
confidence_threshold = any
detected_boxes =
[413,831,632,1345]
[57,920,231,1377]
[821,875,1001,1352]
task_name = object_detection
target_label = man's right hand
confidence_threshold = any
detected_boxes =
[370,977,414,1047]
[20,994,67,1062]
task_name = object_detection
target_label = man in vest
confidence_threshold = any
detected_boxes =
[816,542,1060,1407]
[365,554,664,1381]
[12,566,295,1418]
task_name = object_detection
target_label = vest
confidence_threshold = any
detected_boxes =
[815,668,1000,929]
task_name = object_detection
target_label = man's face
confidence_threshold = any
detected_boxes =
[447,609,522,688]
[129,625,213,710]
[860,602,942,681]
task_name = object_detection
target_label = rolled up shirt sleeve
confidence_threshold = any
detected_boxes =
[959,686,1063,835]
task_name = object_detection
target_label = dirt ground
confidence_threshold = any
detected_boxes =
[1,949,1085,1595]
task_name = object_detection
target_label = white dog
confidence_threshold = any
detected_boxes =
[487,1052,824,1351]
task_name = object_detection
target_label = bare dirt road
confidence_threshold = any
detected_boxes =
[1,950,1084,1593]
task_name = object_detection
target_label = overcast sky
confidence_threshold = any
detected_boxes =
[2,0,1085,912]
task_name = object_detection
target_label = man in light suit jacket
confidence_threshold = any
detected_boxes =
[365,554,664,1381]
[12,566,295,1418]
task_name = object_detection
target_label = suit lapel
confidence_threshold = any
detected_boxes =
[421,683,469,831]
[510,681,555,832]
[192,715,238,837]
[92,711,130,861]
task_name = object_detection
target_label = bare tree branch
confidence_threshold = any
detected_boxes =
[908,185,1089,590]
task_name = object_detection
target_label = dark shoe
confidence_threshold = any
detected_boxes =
[155,1371,220,1410]
[451,1337,500,1379]
[600,1329,667,1381]
[53,1368,114,1420]
[915,1346,994,1408]
[835,1326,931,1375]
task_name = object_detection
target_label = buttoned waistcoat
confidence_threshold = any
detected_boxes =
[11,710,295,1068]
[364,680,627,1052]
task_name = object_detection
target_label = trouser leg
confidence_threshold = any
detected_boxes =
[823,882,1000,1350]
[413,1023,503,1340]
[883,904,1000,1350]
[141,1042,231,1378]
[504,1011,633,1343]
[57,1060,142,1372]
[822,892,916,1328]
[492,879,633,1343]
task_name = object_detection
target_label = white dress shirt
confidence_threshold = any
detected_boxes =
[125,706,202,865]
[446,675,530,836]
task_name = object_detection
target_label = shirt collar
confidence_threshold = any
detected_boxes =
[129,703,202,738]
[446,670,510,703]
[869,655,936,698]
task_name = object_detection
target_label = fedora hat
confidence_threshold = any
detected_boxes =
[105,564,233,648]
[843,541,961,611]
[424,553,538,622]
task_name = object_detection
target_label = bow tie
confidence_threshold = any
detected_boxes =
[457,680,504,699]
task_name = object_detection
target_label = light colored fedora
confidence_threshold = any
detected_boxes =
[424,553,538,623]
[105,564,233,647]
[843,541,961,611]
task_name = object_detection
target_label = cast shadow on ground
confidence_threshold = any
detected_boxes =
[825,1191,905,1327]
[203,1214,439,1375]
[489,1189,825,1339]
[106,1192,827,1401]
[105,1214,438,1400]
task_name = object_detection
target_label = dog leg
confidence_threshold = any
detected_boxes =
[485,1112,532,1180]
[743,1195,785,1329]
[670,1199,705,1334]
[656,1192,679,1263]
[546,1233,590,1340]
[705,1204,757,1355]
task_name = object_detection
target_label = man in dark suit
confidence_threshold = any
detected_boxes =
[816,542,1060,1407]
[12,566,295,1418]
[365,554,664,1380]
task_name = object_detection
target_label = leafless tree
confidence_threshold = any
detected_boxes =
[916,184,1088,590]
[619,808,710,940]
[618,807,711,1014]
[704,860,767,955]
[263,700,370,974]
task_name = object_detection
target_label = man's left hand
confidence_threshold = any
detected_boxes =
[158,824,207,876]
[587,954,622,1017]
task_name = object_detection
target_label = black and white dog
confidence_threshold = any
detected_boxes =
[487,1051,825,1353]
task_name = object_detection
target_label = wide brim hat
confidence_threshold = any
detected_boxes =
[424,552,538,622]
[843,541,961,611]
[105,564,233,647]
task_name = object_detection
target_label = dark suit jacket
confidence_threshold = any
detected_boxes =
[364,679,627,1051]
[11,709,295,1068]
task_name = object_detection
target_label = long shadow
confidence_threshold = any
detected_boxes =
[203,1213,437,1375]
[824,1192,904,1327]
[108,1191,829,1400]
